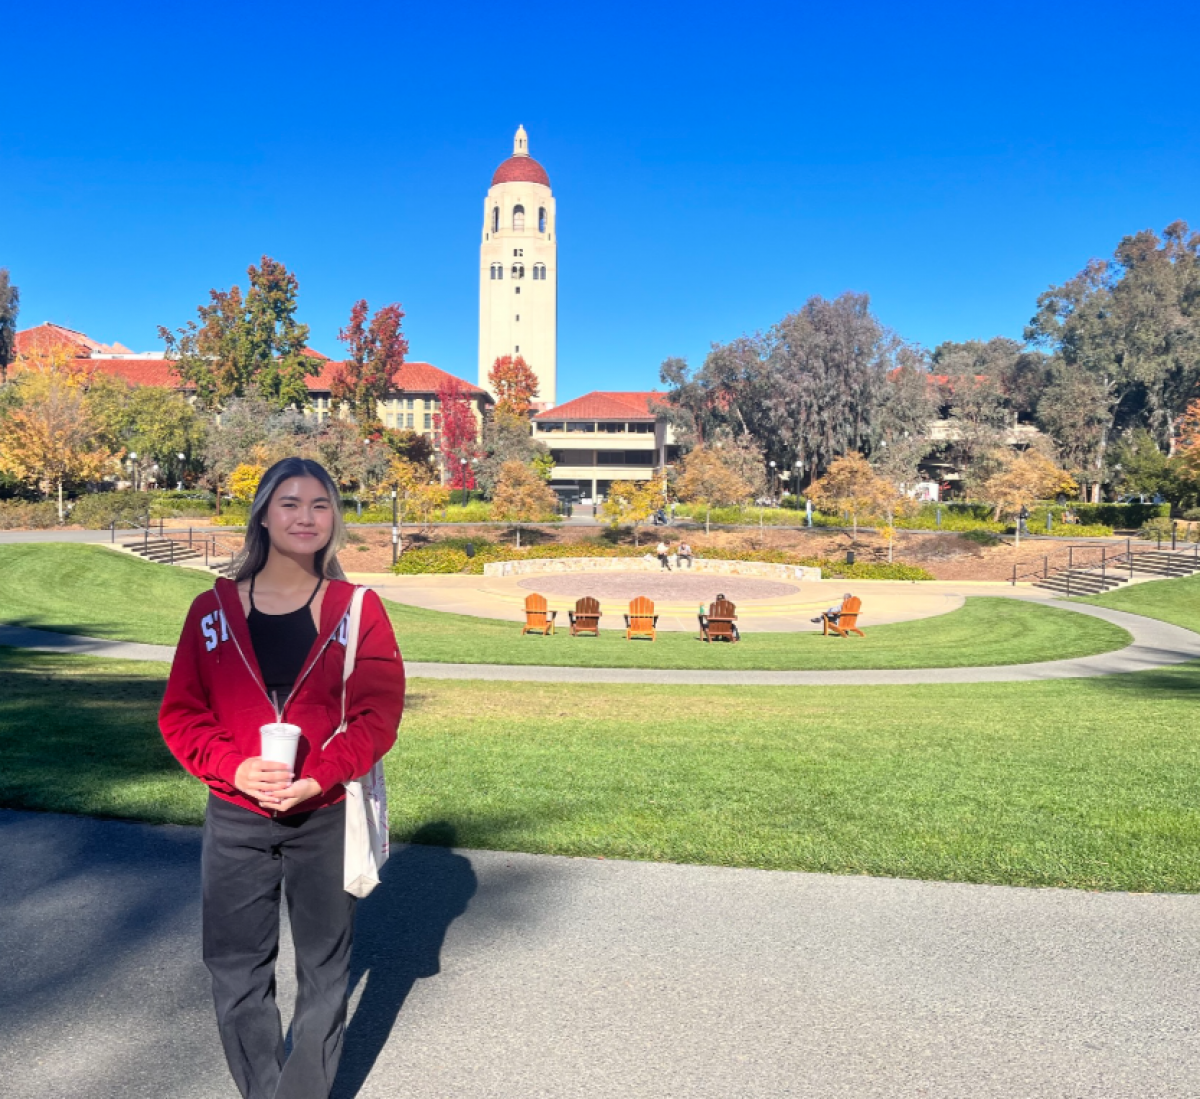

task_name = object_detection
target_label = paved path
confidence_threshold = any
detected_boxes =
[2,809,1197,1099]
[2,601,1198,685]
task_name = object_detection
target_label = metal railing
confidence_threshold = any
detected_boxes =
[113,522,242,572]
[1009,537,1200,595]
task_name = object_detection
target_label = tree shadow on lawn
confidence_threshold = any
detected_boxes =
[0,613,161,644]
[1077,662,1200,702]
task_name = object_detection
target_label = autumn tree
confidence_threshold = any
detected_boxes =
[384,457,449,542]
[434,378,480,495]
[601,479,662,547]
[981,449,1077,546]
[0,372,116,517]
[160,256,313,410]
[0,268,19,386]
[85,378,202,487]
[673,445,753,534]
[491,460,559,546]
[332,300,408,425]
[488,355,540,418]
[809,452,896,541]
[229,463,265,503]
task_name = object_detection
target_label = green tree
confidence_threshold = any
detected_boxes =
[160,256,313,410]
[0,268,19,387]
[476,409,552,497]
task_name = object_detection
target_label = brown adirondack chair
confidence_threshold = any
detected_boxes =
[702,598,739,643]
[822,595,864,637]
[522,593,557,636]
[569,596,601,636]
[624,596,658,641]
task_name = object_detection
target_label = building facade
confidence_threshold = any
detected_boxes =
[532,391,678,503]
[478,126,557,407]
[12,323,492,470]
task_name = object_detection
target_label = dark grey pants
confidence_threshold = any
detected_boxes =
[202,794,356,1099]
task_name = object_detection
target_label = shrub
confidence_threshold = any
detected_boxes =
[1182,507,1200,522]
[0,499,59,529]
[69,491,156,529]
[1140,517,1175,540]
[392,546,470,574]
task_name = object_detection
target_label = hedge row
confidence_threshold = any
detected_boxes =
[0,500,59,529]
[391,540,934,581]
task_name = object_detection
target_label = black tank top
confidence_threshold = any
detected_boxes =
[246,573,323,713]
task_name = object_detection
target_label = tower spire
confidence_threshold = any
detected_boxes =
[513,124,529,157]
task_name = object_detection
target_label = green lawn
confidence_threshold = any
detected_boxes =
[1076,571,1200,633]
[1,647,1196,892]
[0,544,1131,670]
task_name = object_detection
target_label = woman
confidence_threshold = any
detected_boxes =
[159,457,405,1099]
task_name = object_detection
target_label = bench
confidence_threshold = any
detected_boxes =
[701,598,739,643]
[624,596,658,641]
[522,593,557,636]
[569,596,601,637]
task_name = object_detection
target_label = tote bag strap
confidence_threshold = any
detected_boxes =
[323,585,368,749]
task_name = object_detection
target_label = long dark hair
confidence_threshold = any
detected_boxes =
[231,458,348,582]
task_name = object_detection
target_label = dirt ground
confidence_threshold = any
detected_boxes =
[333,522,1101,583]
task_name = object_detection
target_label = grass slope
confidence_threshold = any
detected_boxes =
[2,648,1196,892]
[0,544,1130,670]
[1076,571,1200,634]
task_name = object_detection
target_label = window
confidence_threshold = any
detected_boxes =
[513,248,523,257]
[406,398,414,409]
[492,206,499,233]
[539,207,546,233]
[489,263,503,280]
[405,413,414,429]
[512,204,525,231]
[515,314,520,322]
[533,263,546,280]
[515,345,519,352]
[515,286,520,294]
[511,263,524,280]
[424,413,432,429]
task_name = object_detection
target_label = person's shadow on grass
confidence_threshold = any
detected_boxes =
[331,823,478,1099]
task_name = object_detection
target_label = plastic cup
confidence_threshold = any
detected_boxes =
[260,722,302,770]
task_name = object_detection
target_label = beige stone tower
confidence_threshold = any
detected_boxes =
[479,125,557,407]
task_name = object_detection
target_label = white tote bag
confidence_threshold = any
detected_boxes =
[324,586,390,898]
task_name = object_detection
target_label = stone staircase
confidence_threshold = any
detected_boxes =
[1033,547,1200,596]
[121,535,238,575]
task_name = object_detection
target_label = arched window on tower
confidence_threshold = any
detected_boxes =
[492,206,499,233]
[533,263,546,280]
[538,207,546,233]
[511,263,525,280]
[512,205,525,231]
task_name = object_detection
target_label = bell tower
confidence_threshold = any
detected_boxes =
[479,126,557,407]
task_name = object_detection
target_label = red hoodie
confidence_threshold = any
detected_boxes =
[159,577,405,818]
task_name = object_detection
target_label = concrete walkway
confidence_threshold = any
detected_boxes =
[3,809,1198,1099]
[2,601,1198,686]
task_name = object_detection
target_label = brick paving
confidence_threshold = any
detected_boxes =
[518,572,800,601]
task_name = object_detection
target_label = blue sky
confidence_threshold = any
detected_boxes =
[4,0,1197,402]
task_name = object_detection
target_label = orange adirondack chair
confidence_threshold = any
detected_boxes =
[822,595,864,637]
[522,593,557,636]
[569,596,602,636]
[624,596,658,641]
[702,598,739,643]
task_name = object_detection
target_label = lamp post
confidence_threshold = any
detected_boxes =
[391,488,400,566]
[129,452,138,492]
[769,460,777,504]
[459,457,468,507]
[176,452,186,491]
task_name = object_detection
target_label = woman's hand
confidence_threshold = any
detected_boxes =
[269,777,323,813]
[235,757,293,805]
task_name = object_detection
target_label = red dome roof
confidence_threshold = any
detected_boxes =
[492,156,550,187]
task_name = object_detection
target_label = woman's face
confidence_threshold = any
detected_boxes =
[261,475,334,559]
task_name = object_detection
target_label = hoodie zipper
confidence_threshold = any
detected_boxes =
[214,583,351,812]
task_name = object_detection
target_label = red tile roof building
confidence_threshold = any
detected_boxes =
[9,324,491,443]
[531,390,676,503]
